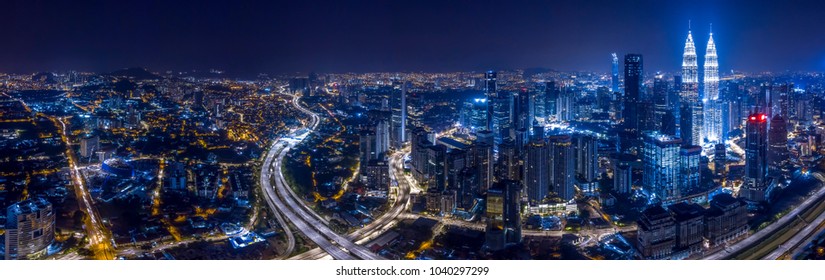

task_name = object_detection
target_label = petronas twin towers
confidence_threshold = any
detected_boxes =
[680,23,721,146]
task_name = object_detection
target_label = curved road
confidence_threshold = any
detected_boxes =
[259,142,296,258]
[261,93,383,260]
[291,150,413,260]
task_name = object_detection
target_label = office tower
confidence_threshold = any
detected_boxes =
[491,91,513,145]
[681,27,702,145]
[461,98,489,132]
[5,198,55,260]
[80,134,99,158]
[679,145,702,196]
[427,145,447,192]
[611,53,620,93]
[669,202,705,256]
[474,137,494,194]
[497,140,520,181]
[621,54,644,152]
[390,81,408,149]
[704,193,748,246]
[456,168,478,210]
[485,180,522,251]
[513,88,531,131]
[714,143,727,177]
[742,113,769,202]
[642,132,682,202]
[544,81,558,119]
[445,148,467,191]
[661,111,677,136]
[671,75,683,113]
[768,114,788,176]
[485,71,497,130]
[525,140,550,205]
[549,135,575,201]
[637,205,676,260]
[653,73,670,132]
[375,120,390,159]
[679,103,695,145]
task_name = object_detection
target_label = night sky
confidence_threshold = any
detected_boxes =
[2,0,825,76]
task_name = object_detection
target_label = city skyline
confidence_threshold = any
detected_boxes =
[2,1,825,263]
[2,0,825,76]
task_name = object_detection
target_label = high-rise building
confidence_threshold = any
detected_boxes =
[575,134,599,182]
[653,73,670,132]
[714,143,727,177]
[390,81,408,149]
[525,140,550,205]
[365,160,390,192]
[679,145,702,196]
[491,91,513,145]
[742,113,769,202]
[621,54,644,152]
[474,133,495,194]
[359,130,376,175]
[549,135,575,201]
[680,27,702,146]
[544,81,558,120]
[497,140,520,181]
[768,114,789,176]
[612,154,635,194]
[703,27,722,143]
[642,132,682,202]
[80,135,99,158]
[513,88,531,131]
[485,180,522,251]
[427,145,447,192]
[375,120,390,159]
[5,198,55,260]
[611,53,620,93]
[485,71,497,130]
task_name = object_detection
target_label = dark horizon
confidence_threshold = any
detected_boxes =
[2,0,825,76]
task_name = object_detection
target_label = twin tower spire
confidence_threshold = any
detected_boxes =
[681,21,721,144]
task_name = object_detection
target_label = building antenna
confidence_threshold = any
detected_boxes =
[710,23,713,35]
[688,20,691,33]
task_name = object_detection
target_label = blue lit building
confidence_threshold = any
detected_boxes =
[642,132,682,202]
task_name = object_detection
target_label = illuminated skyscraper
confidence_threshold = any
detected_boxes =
[742,113,769,202]
[485,71,497,130]
[680,26,702,145]
[621,54,644,152]
[679,145,702,196]
[768,114,788,176]
[611,53,620,93]
[653,73,670,132]
[642,132,682,202]
[703,26,722,142]
[390,81,408,149]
